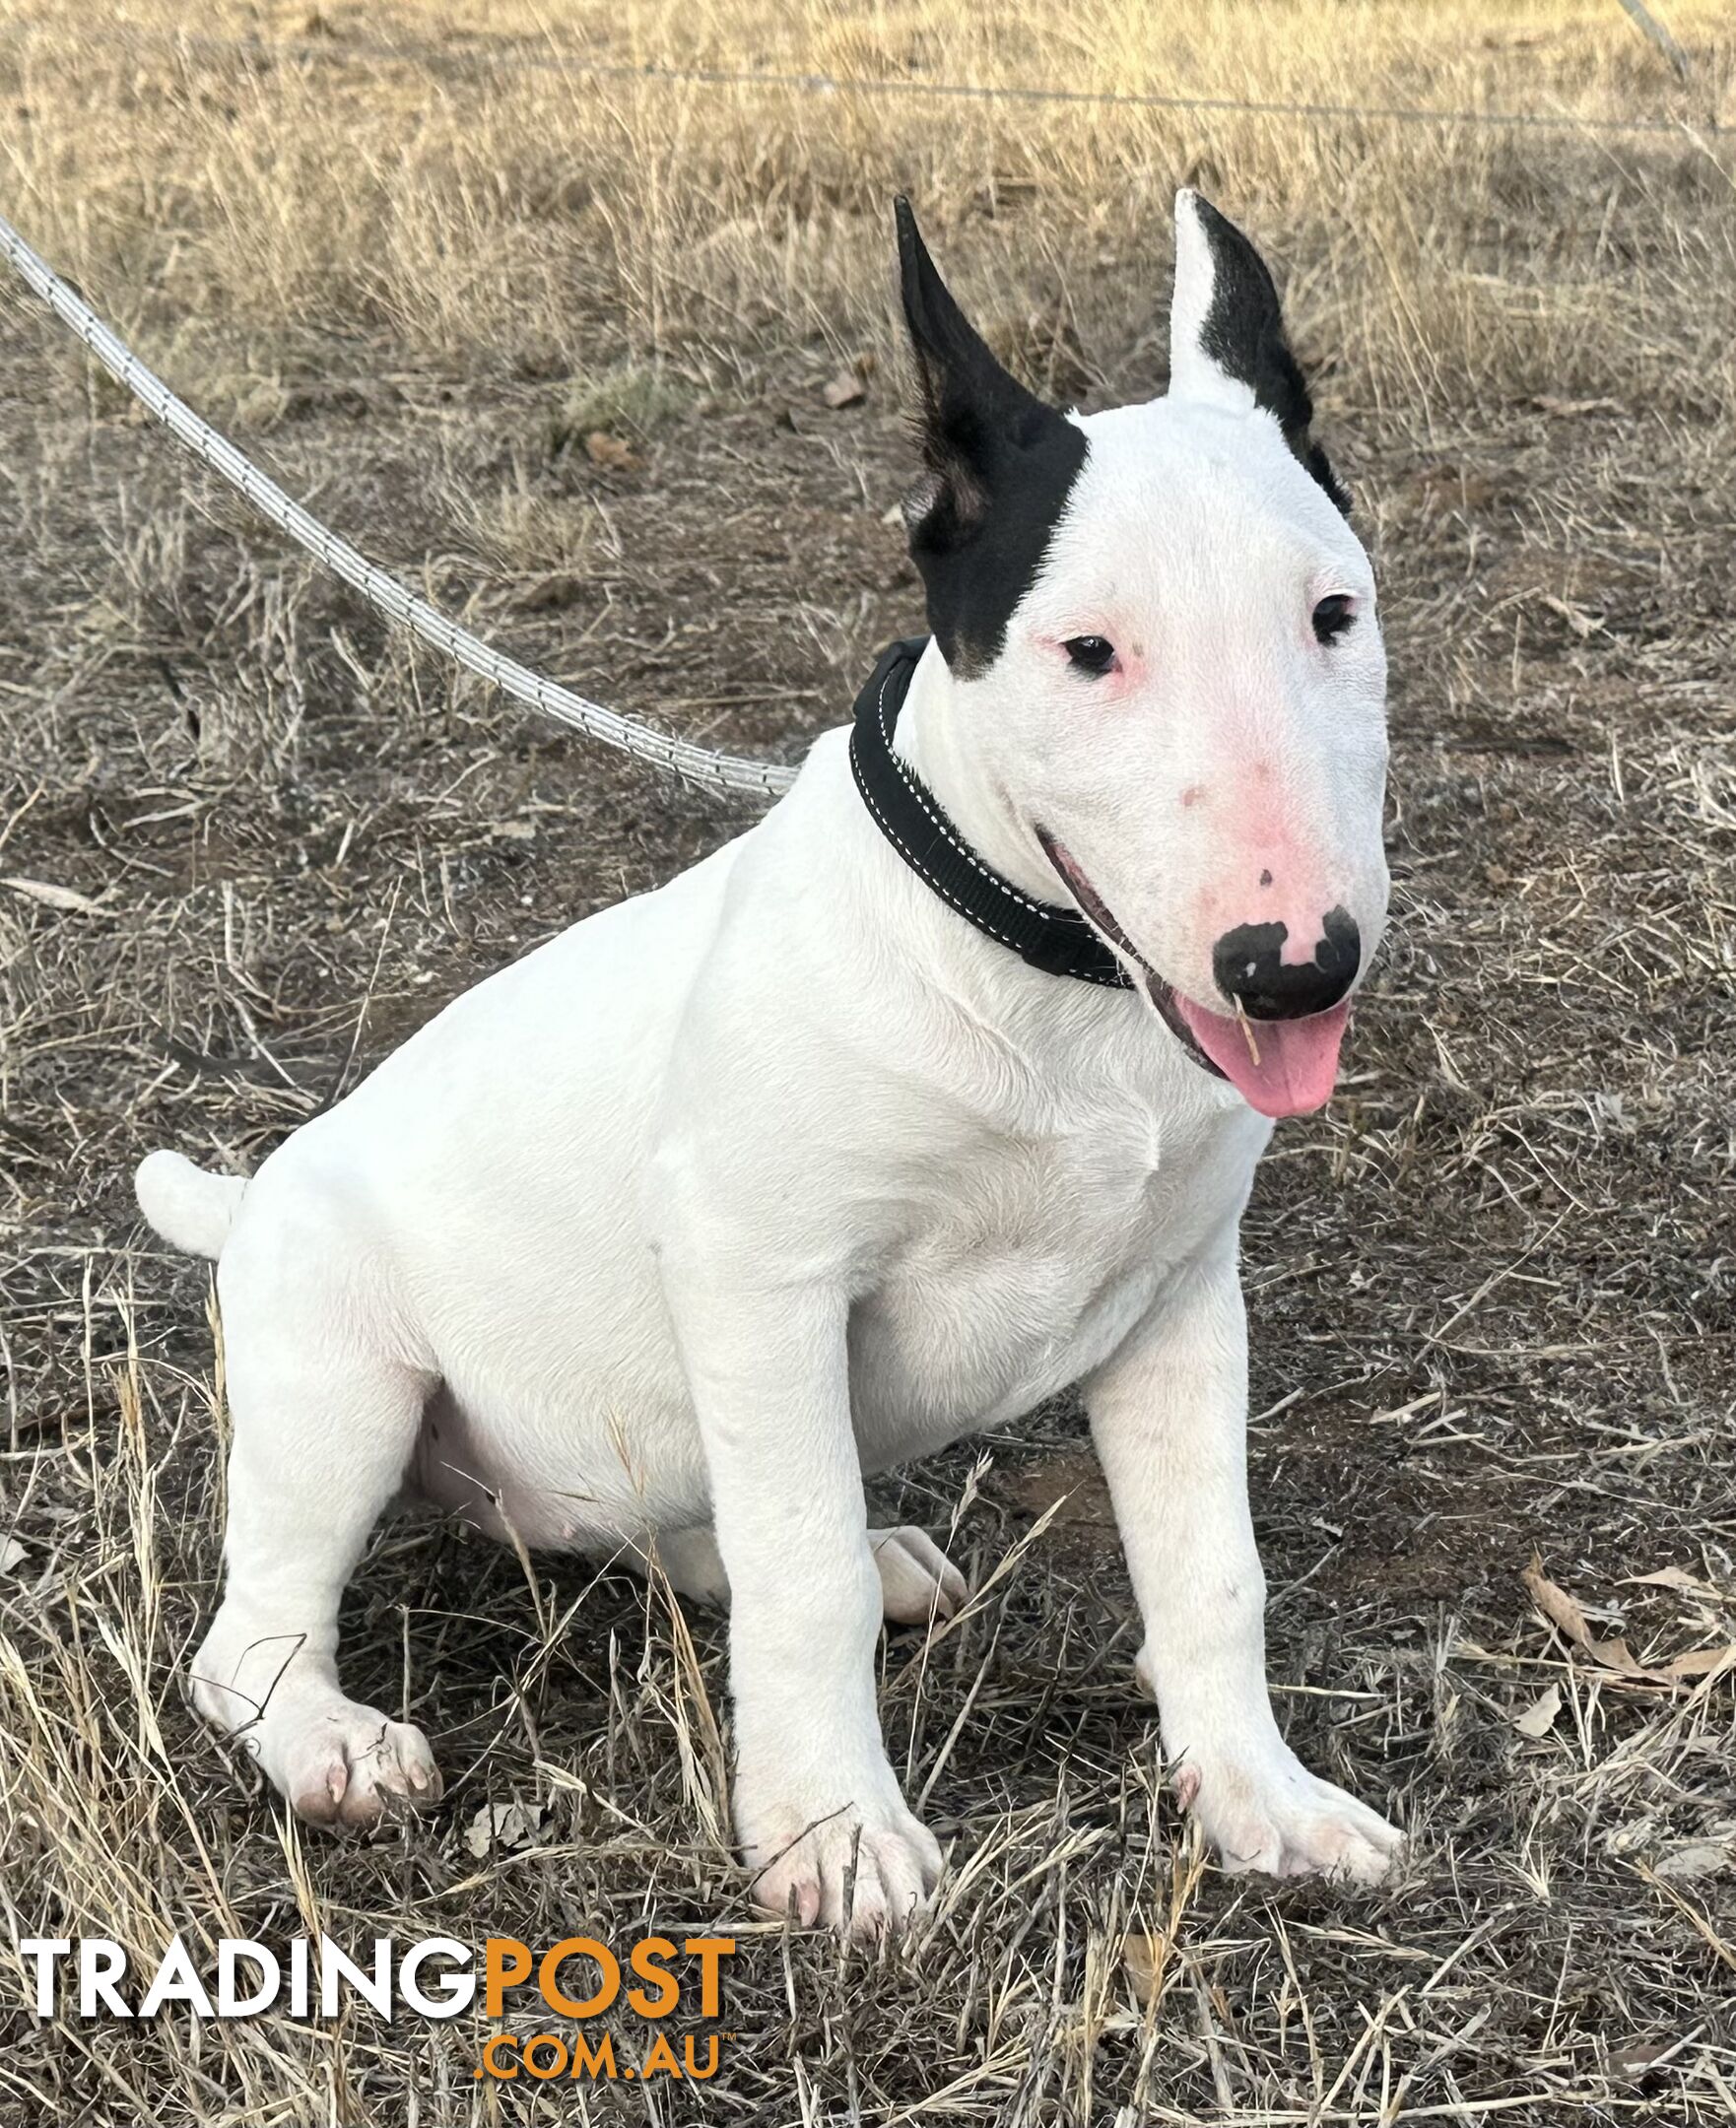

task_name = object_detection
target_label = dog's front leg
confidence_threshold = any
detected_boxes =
[1088,1247,1404,1885]
[665,1270,941,1937]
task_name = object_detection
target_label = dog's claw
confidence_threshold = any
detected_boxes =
[740,1779,943,1939]
[276,1706,443,1830]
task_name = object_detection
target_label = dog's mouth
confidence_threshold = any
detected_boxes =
[1035,829,1219,1072]
[1035,830,1350,1119]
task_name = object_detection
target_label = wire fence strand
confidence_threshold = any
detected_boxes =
[5,19,1728,141]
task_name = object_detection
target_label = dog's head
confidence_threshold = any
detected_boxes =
[896,192,1388,1119]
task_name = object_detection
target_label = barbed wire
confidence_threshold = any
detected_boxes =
[3,17,1729,142]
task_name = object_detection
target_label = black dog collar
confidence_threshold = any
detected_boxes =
[848,635,1132,988]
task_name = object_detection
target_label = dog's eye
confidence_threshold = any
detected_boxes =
[1063,635,1116,676]
[1312,594,1356,645]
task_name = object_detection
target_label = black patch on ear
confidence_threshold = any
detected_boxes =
[895,197,1087,675]
[1192,197,1350,516]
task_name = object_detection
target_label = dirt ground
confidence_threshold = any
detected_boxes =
[2,4,1735,2122]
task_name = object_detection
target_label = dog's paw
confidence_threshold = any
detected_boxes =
[1176,1743,1403,1887]
[740,1782,944,1938]
[267,1701,443,1830]
[869,1525,968,1624]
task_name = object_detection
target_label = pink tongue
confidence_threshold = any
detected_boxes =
[1172,997,1351,1118]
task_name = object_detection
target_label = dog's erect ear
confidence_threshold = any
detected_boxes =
[895,197,1087,674]
[1168,189,1348,514]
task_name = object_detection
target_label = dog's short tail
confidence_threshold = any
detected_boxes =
[134,1149,247,1260]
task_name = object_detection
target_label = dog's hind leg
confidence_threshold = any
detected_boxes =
[621,1527,734,1607]
[191,1213,441,1829]
[870,1526,968,1623]
[627,1524,968,1623]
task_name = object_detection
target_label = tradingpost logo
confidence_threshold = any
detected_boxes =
[19,1931,737,2083]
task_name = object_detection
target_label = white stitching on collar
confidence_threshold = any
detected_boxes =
[874,660,1049,918]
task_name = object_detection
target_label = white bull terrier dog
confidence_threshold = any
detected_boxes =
[137,190,1403,1936]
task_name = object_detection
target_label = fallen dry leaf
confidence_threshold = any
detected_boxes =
[1512,1682,1563,1738]
[1611,2036,1678,2078]
[822,369,866,410]
[0,1535,27,1573]
[4,874,105,915]
[1624,1565,1727,1600]
[1524,1557,1731,1687]
[583,430,640,471]
[463,1797,550,1857]
[1531,394,1624,418]
[1522,1555,1660,1681]
[1660,1644,1736,1681]
[1538,591,1601,638]
[1655,1838,1733,1882]
[1409,464,1500,508]
[1121,1930,1168,2005]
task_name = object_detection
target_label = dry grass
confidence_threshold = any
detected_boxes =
[2,0,1735,2120]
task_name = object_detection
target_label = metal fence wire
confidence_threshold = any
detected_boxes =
[5,18,1730,139]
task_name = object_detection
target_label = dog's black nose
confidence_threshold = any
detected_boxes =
[1213,908,1361,1020]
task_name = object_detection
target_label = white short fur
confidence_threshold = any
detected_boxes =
[137,192,1402,1935]
[135,1149,245,1259]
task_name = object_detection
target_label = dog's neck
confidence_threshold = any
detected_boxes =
[890,644,1061,907]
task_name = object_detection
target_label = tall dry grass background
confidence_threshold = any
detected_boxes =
[2,1,1735,2122]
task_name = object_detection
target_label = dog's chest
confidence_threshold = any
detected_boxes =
[849,1093,1254,1460]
